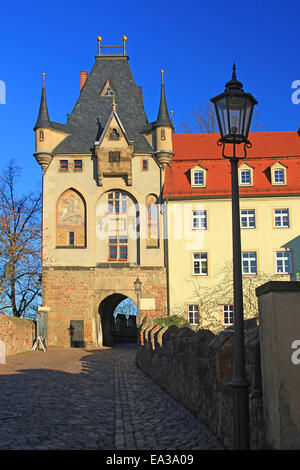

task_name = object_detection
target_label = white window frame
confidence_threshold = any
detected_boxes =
[240,169,252,185]
[192,210,207,229]
[240,209,255,229]
[274,209,289,228]
[272,168,286,185]
[242,251,257,275]
[188,305,200,326]
[223,305,234,326]
[193,252,208,276]
[275,251,291,274]
[192,171,204,186]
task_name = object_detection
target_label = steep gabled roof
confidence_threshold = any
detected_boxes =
[164,131,300,198]
[52,57,153,155]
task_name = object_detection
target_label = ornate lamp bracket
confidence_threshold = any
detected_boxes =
[217,139,252,160]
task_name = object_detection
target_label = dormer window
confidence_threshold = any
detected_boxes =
[190,165,207,188]
[273,168,285,184]
[271,162,287,186]
[104,87,114,96]
[108,151,120,162]
[193,171,204,186]
[240,170,251,185]
[100,80,115,97]
[239,163,253,186]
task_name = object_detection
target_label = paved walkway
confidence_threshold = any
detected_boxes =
[0,344,224,450]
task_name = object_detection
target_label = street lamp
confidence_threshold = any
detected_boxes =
[211,63,257,450]
[134,277,142,328]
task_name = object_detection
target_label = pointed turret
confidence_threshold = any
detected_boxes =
[34,73,50,130]
[153,70,174,171]
[154,70,173,129]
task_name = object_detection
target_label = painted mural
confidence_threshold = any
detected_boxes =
[56,189,85,246]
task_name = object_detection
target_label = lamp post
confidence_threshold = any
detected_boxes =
[210,64,257,450]
[134,277,142,328]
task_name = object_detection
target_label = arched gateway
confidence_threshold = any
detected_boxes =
[98,294,137,347]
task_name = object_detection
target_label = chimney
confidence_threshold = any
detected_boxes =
[80,71,88,91]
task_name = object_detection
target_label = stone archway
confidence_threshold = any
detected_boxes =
[98,293,137,347]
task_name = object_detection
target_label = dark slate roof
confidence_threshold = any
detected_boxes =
[153,78,173,129]
[52,56,153,155]
[34,83,50,130]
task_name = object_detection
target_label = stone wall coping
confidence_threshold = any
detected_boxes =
[256,281,300,297]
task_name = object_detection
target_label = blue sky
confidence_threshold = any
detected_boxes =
[0,0,299,195]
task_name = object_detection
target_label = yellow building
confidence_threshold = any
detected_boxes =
[164,132,300,331]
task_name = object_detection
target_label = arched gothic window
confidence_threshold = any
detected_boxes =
[146,194,159,247]
[56,189,86,247]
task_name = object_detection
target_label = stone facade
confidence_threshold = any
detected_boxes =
[137,317,265,450]
[43,265,167,348]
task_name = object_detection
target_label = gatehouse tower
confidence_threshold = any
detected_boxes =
[34,37,172,347]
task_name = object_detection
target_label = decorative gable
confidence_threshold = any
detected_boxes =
[95,112,133,186]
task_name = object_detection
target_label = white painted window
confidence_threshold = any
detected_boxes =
[193,252,208,275]
[274,209,289,228]
[192,210,207,229]
[240,209,255,229]
[223,305,234,326]
[275,251,291,274]
[188,305,200,326]
[242,252,257,275]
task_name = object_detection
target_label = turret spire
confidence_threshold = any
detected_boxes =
[154,70,173,128]
[34,73,50,130]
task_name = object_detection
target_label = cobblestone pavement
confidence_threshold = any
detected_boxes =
[0,344,224,450]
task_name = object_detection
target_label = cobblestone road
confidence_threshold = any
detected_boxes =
[0,344,224,450]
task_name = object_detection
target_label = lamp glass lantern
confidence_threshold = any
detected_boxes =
[134,277,142,293]
[211,64,257,147]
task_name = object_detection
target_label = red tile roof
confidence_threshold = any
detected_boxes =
[164,131,300,199]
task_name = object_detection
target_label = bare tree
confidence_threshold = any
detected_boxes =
[0,160,42,318]
[180,102,264,134]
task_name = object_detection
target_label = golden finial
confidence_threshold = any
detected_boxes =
[42,73,45,85]
[112,95,116,112]
[122,35,127,55]
[161,70,164,84]
[97,36,102,55]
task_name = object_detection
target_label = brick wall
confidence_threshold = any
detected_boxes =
[0,312,36,356]
[136,317,265,450]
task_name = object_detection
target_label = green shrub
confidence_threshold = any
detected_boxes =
[155,315,191,329]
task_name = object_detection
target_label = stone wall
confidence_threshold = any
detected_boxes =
[136,317,265,450]
[43,266,167,347]
[0,312,36,356]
